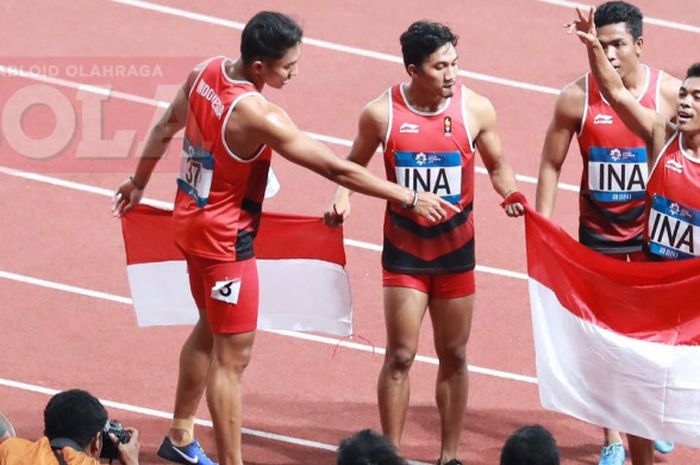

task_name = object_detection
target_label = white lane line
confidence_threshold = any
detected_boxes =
[0,166,529,279]
[0,377,338,454]
[0,166,174,210]
[0,63,581,194]
[0,269,537,385]
[106,0,558,95]
[534,0,700,35]
[0,271,132,305]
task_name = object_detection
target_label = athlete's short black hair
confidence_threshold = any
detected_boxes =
[240,11,303,65]
[595,1,643,40]
[337,429,407,465]
[44,389,108,448]
[687,63,700,79]
[400,21,458,70]
[500,425,560,465]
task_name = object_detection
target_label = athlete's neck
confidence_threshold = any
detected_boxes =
[403,83,449,113]
[228,59,265,92]
[620,63,647,98]
[682,130,700,159]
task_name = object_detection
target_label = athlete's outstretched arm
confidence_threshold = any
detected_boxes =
[112,71,196,216]
[324,96,387,226]
[469,92,524,217]
[239,98,458,223]
[536,82,583,217]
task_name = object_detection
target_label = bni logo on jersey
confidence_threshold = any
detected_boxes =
[647,195,699,260]
[393,151,461,204]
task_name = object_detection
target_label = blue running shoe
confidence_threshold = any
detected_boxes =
[157,436,218,465]
[598,442,625,465]
[654,440,675,454]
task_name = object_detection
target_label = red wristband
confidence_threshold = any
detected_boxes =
[500,191,527,209]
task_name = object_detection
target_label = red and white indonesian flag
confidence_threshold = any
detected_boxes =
[525,207,700,447]
[120,205,352,336]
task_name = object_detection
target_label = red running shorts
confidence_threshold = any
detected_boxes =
[183,253,259,334]
[382,269,475,299]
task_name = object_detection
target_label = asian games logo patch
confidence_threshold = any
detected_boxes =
[668,202,693,220]
[609,148,636,161]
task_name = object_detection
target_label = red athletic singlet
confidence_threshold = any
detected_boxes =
[645,132,700,260]
[173,56,272,261]
[577,66,662,253]
[382,83,476,274]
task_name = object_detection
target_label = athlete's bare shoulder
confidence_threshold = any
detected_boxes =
[559,75,587,111]
[225,94,298,156]
[659,70,682,96]
[658,70,682,121]
[230,92,276,127]
[357,88,391,142]
[546,75,587,130]
[462,85,495,121]
[363,89,391,123]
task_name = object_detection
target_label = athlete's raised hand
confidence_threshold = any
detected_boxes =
[566,6,598,48]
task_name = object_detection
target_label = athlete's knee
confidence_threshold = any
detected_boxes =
[436,343,467,371]
[384,347,417,376]
[212,334,254,373]
[213,350,251,375]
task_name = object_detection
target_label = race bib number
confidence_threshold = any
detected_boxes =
[177,138,214,207]
[394,151,461,203]
[587,147,647,202]
[647,195,700,260]
[211,279,241,305]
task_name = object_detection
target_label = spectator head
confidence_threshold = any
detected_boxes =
[337,429,407,465]
[44,389,108,455]
[500,424,560,465]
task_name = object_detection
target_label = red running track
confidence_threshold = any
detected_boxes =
[1,0,699,463]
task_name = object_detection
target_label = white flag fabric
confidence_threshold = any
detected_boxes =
[525,207,700,447]
[121,205,352,336]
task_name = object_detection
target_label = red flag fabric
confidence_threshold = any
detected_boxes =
[120,205,352,336]
[525,206,700,447]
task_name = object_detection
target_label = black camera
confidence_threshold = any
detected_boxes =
[100,419,131,461]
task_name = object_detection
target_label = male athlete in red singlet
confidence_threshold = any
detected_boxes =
[645,132,700,260]
[325,21,524,465]
[113,12,454,465]
[535,3,680,465]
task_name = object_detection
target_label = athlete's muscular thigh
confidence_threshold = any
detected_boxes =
[429,295,474,360]
[383,286,430,369]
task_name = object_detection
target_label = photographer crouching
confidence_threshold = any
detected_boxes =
[0,389,140,465]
